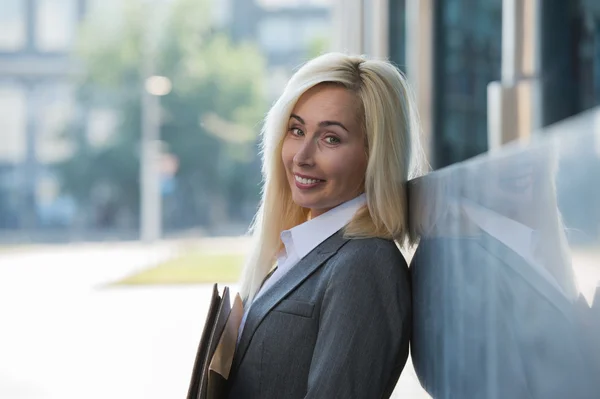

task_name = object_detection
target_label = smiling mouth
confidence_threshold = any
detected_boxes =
[294,175,325,185]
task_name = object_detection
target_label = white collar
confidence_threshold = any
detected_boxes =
[282,193,367,261]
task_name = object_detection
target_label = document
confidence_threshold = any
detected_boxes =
[187,284,244,399]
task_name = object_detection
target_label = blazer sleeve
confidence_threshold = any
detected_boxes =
[304,241,411,399]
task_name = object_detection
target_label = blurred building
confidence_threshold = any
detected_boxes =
[0,0,85,231]
[0,0,333,240]
[228,0,332,99]
[334,0,600,169]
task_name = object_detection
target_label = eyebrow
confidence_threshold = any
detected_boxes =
[290,114,349,133]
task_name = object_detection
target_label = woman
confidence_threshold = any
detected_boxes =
[227,52,425,399]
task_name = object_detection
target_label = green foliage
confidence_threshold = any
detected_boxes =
[56,0,266,228]
[307,35,330,59]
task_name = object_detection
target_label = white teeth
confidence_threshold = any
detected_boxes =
[295,175,321,184]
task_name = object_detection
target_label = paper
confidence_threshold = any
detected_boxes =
[209,293,244,379]
[187,284,221,399]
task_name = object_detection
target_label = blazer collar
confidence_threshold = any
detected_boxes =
[230,229,350,377]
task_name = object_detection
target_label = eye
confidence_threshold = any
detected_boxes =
[289,127,304,136]
[324,136,341,145]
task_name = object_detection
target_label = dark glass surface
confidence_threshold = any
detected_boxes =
[433,0,502,168]
[388,0,407,72]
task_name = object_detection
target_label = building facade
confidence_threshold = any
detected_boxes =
[229,0,332,99]
[333,0,600,169]
[0,0,86,232]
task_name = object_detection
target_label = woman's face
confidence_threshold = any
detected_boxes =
[281,84,368,218]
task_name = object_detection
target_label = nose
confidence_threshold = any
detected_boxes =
[293,136,316,167]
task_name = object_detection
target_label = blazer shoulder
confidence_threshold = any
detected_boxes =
[333,236,408,276]
[342,236,404,258]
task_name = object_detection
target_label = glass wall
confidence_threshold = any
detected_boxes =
[409,108,600,398]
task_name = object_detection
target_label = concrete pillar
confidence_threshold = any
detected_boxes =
[331,0,389,59]
[331,0,364,54]
[405,0,434,163]
[370,0,390,58]
[487,0,542,150]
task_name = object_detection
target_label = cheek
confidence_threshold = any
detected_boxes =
[328,148,367,184]
[346,146,368,176]
[281,140,294,169]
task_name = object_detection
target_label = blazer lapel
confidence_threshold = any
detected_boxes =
[231,230,349,376]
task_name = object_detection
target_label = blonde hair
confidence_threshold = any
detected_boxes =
[240,53,427,302]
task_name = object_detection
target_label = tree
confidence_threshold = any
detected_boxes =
[55,0,265,230]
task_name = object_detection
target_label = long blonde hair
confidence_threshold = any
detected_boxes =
[240,53,427,302]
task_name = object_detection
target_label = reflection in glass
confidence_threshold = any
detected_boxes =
[410,110,600,398]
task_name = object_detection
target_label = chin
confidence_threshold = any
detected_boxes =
[291,194,315,209]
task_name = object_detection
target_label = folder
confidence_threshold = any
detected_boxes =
[187,284,243,399]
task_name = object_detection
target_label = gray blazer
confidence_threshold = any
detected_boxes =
[226,230,411,399]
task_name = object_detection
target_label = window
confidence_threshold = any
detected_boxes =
[35,0,78,52]
[435,0,502,167]
[0,85,27,163]
[388,0,407,71]
[35,84,75,163]
[593,22,600,107]
[258,17,297,52]
[0,0,27,51]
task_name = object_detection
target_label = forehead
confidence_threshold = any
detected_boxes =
[291,84,361,123]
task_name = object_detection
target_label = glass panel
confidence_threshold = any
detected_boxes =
[409,108,600,398]
[435,0,502,168]
[387,0,406,71]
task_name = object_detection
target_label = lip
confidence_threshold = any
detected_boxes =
[293,173,325,190]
